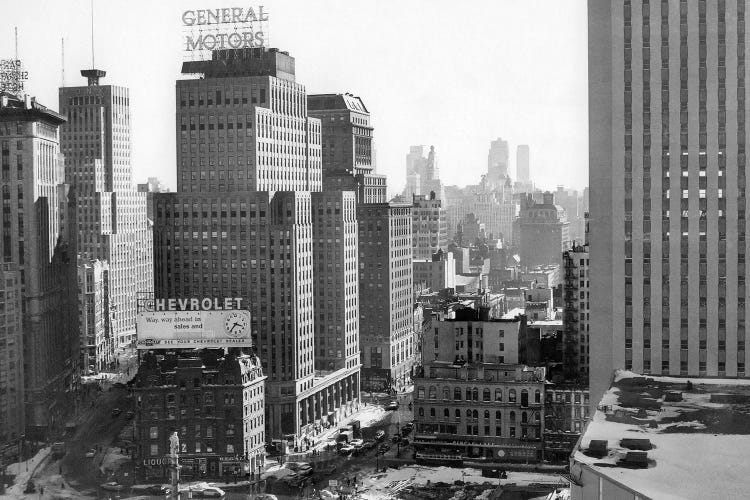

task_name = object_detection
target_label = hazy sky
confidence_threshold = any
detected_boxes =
[1,0,588,194]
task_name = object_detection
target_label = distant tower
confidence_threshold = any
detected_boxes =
[516,145,530,183]
[487,138,510,185]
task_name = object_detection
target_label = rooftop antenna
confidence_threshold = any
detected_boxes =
[90,0,95,68]
[81,0,105,85]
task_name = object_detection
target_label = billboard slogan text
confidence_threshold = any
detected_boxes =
[182,6,268,51]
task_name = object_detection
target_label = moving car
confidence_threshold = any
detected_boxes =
[338,445,354,456]
[378,443,391,454]
[180,484,225,498]
[142,485,172,495]
[386,401,399,411]
[100,482,126,492]
[375,430,386,441]
[349,439,364,448]
[286,462,313,476]
[85,448,96,458]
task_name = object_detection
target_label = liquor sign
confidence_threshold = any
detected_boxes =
[182,6,268,59]
[136,297,251,349]
[0,59,28,98]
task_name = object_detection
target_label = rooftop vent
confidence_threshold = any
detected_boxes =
[664,391,683,402]
[586,439,608,458]
[622,451,649,468]
[620,438,652,450]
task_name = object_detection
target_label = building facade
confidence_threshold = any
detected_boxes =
[563,244,590,380]
[153,47,359,442]
[59,69,153,347]
[412,193,448,260]
[0,92,79,440]
[404,145,445,202]
[77,258,111,375]
[358,202,414,391]
[517,192,570,269]
[0,263,23,446]
[413,250,456,294]
[134,350,265,481]
[588,0,750,403]
[543,385,589,463]
[413,361,546,463]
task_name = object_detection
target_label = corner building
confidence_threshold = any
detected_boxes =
[589,0,750,403]
[154,47,360,443]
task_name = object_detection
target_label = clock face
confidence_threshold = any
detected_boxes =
[224,311,249,337]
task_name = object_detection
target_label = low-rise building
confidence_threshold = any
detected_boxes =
[134,349,265,481]
[413,363,546,464]
[413,250,456,294]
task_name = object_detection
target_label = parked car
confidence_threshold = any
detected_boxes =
[85,448,96,458]
[375,430,386,441]
[100,482,126,492]
[386,401,399,411]
[143,485,172,495]
[113,382,126,389]
[111,408,122,417]
[286,462,313,476]
[378,443,391,454]
[181,484,225,498]
[349,439,364,448]
[338,445,354,456]
[363,439,377,450]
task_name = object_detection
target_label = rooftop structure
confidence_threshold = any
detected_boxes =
[571,370,750,500]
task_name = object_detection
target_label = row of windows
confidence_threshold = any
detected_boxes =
[417,386,541,404]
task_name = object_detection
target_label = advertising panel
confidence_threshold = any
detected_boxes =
[182,6,269,59]
[136,297,251,349]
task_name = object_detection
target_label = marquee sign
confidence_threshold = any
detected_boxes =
[182,6,268,58]
[0,59,28,98]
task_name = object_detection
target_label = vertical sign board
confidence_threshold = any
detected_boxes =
[182,6,269,60]
[136,297,251,349]
[0,59,28,98]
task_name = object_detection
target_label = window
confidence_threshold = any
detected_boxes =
[444,408,450,418]
[509,389,517,403]
[454,387,462,400]
[417,387,425,399]
[428,386,436,399]
[418,407,424,417]
[484,410,490,420]
[227,444,234,454]
[495,389,503,401]
[430,408,436,417]
[443,387,450,400]
[496,410,502,420]
[455,409,461,419]
[150,444,159,456]
[535,390,541,403]
[483,389,491,402]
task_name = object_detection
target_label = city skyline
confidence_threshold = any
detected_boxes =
[0,0,588,194]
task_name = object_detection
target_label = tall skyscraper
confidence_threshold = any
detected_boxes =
[487,137,510,185]
[0,263,23,445]
[358,201,414,391]
[517,192,570,269]
[59,69,153,348]
[307,93,386,203]
[0,92,79,440]
[404,145,445,201]
[589,0,750,403]
[154,47,360,441]
[517,144,530,183]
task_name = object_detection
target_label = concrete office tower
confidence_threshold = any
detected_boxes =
[358,201,414,391]
[589,0,750,405]
[563,243,590,381]
[137,177,170,221]
[77,258,112,375]
[517,144,530,183]
[517,192,570,269]
[0,93,78,440]
[487,137,510,185]
[154,47,359,441]
[412,192,448,260]
[307,94,386,203]
[0,264,23,446]
[59,70,153,347]
[311,191,360,374]
[404,145,445,201]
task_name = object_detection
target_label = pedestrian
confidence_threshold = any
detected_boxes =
[40,486,44,496]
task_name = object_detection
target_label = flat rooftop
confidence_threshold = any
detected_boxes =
[573,370,750,499]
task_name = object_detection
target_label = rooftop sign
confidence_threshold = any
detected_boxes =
[182,6,268,57]
[0,59,28,98]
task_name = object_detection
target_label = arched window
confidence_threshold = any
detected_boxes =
[472,388,479,401]
[521,389,529,407]
[466,409,472,418]
[454,387,462,400]
[443,387,450,400]
[466,388,471,400]
[444,408,450,418]
[430,408,436,417]
[483,388,491,402]
[428,386,437,399]
[509,389,517,403]
[495,389,503,401]
[473,410,479,419]
[484,410,490,420]
[417,386,425,399]
[418,407,424,417]
[510,411,516,422]
[522,411,528,423]
[455,409,461,419]
[535,390,541,403]
[495,410,502,420]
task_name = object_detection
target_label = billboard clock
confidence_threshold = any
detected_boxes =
[224,311,249,337]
